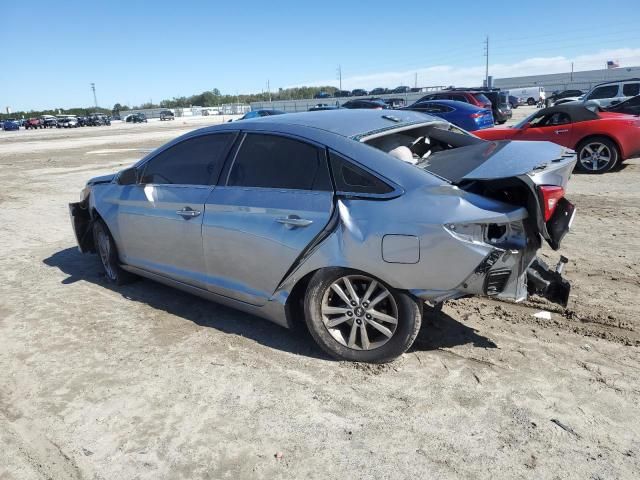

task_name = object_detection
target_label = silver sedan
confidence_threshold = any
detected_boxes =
[70,110,576,363]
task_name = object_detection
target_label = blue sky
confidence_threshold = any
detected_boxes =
[2,0,640,111]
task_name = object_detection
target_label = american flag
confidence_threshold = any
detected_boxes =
[607,60,620,69]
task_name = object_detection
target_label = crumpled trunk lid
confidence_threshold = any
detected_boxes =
[420,140,577,250]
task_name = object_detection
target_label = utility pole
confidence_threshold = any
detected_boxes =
[90,83,98,111]
[570,62,574,82]
[414,72,418,88]
[267,80,271,102]
[337,65,342,90]
[483,36,489,88]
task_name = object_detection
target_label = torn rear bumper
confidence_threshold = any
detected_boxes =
[526,257,571,307]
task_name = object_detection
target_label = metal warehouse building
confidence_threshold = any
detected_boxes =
[493,66,640,93]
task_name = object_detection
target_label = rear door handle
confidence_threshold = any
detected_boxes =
[276,215,313,228]
[176,207,201,219]
[554,129,569,134]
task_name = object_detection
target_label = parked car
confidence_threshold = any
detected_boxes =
[159,110,175,121]
[508,95,523,109]
[605,94,640,116]
[41,116,58,128]
[479,90,512,124]
[314,91,332,99]
[1,119,19,131]
[369,87,388,96]
[57,116,79,128]
[341,99,389,110]
[236,109,286,120]
[24,118,43,129]
[417,90,492,110]
[351,89,368,97]
[548,89,584,106]
[507,86,546,106]
[382,98,406,109]
[125,113,147,124]
[70,109,576,363]
[334,90,352,98]
[308,104,340,111]
[403,100,494,131]
[85,114,111,126]
[77,116,88,127]
[392,86,411,94]
[576,78,640,109]
[474,104,640,173]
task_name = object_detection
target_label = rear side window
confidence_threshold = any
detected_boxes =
[622,83,640,97]
[228,133,331,190]
[472,93,491,104]
[141,133,234,185]
[587,85,619,100]
[329,151,393,195]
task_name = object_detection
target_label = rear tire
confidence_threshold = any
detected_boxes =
[575,137,619,174]
[92,218,136,285]
[304,268,422,363]
[527,97,536,106]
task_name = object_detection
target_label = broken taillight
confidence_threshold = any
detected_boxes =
[539,185,565,221]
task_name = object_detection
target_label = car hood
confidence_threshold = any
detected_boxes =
[418,140,573,184]
[88,173,116,186]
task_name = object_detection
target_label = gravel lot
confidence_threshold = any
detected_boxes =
[1,108,639,479]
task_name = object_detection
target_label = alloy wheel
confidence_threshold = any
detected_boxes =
[579,142,612,172]
[321,275,398,351]
[95,226,116,281]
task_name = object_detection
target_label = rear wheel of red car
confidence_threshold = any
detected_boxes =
[575,137,619,174]
[92,219,136,285]
[304,268,422,363]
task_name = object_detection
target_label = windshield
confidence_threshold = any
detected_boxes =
[513,111,540,129]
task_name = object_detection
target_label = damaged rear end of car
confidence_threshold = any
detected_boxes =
[417,136,576,307]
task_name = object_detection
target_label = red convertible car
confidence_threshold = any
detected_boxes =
[474,105,640,173]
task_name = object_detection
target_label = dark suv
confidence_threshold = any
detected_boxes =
[417,90,492,109]
[159,110,175,121]
[478,90,512,124]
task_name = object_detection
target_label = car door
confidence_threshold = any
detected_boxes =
[515,112,573,147]
[115,132,236,288]
[202,132,334,305]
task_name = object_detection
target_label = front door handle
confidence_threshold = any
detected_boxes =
[276,215,313,228]
[176,206,201,219]
[554,129,569,134]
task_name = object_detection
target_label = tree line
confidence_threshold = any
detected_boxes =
[2,86,338,120]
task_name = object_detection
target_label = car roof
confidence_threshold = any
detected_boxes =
[592,77,640,88]
[412,99,482,110]
[217,109,439,139]
[537,104,600,122]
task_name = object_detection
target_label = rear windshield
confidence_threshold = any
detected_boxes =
[472,93,491,104]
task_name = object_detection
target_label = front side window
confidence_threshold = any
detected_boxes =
[228,134,331,190]
[329,151,393,195]
[587,85,619,100]
[538,112,570,127]
[140,133,234,185]
[622,83,640,97]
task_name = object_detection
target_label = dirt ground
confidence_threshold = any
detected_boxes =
[1,109,639,479]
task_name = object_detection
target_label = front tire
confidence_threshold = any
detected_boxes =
[304,268,422,363]
[575,137,619,174]
[92,219,135,285]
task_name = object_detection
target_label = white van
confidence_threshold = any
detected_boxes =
[507,86,545,105]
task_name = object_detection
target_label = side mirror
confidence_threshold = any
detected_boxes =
[118,167,139,185]
[520,122,530,129]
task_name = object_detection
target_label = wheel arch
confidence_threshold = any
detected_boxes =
[574,133,624,159]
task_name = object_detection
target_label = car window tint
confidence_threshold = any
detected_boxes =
[622,83,640,97]
[329,151,393,195]
[540,112,570,126]
[587,85,619,100]
[141,133,233,185]
[228,134,331,190]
